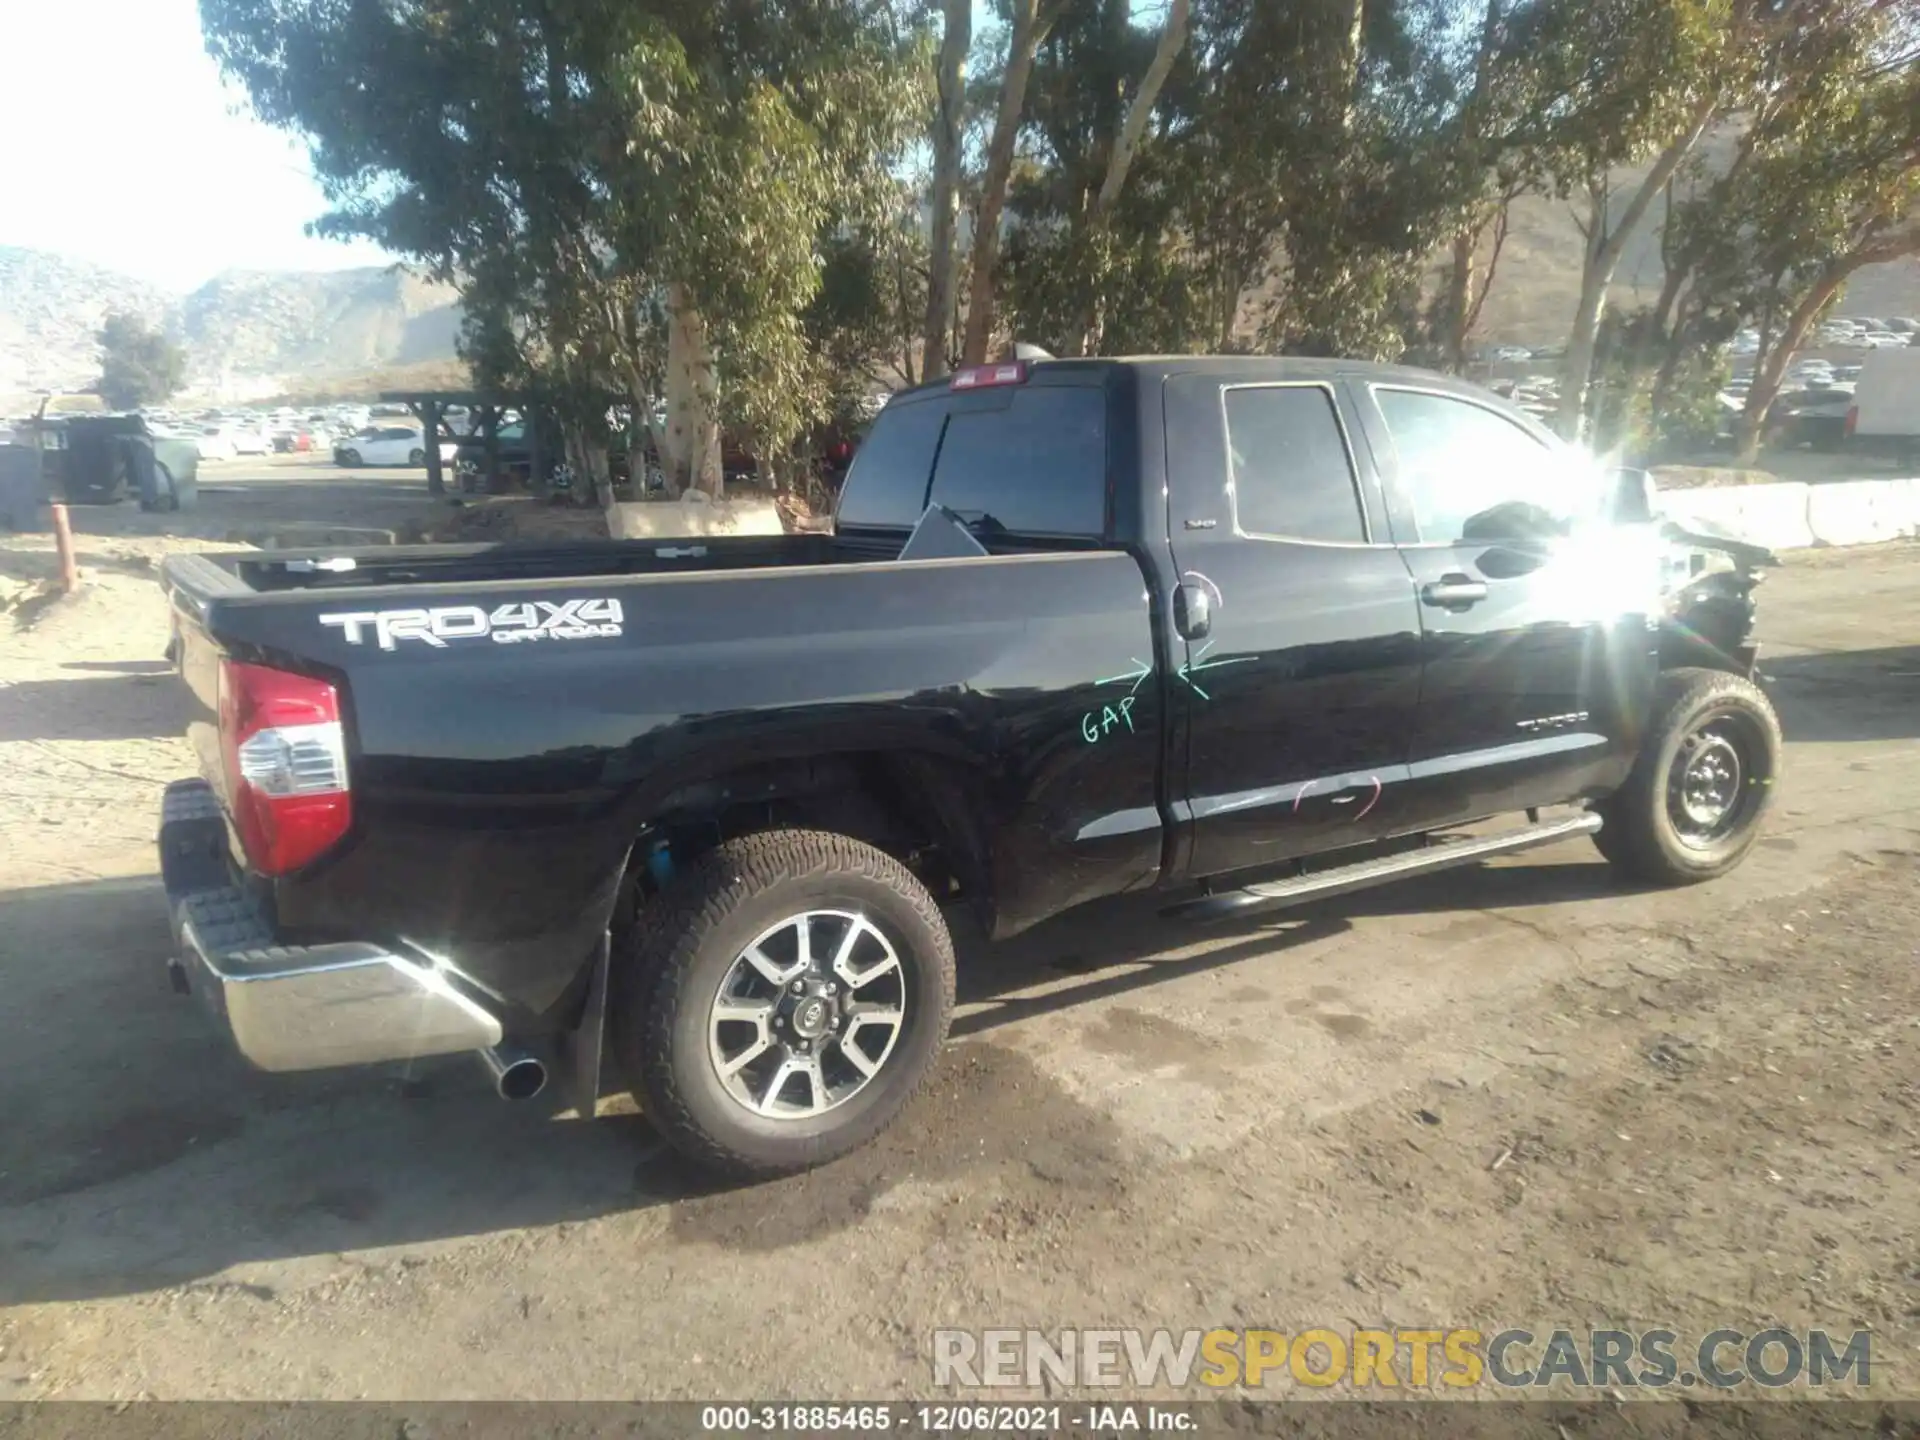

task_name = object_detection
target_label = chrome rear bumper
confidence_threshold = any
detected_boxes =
[161,780,502,1073]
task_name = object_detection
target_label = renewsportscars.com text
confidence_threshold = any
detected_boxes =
[932,1327,1872,1391]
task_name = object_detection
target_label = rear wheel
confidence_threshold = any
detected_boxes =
[408,448,425,466]
[1592,668,1781,884]
[612,829,954,1178]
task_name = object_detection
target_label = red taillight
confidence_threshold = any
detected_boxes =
[218,659,352,875]
[1845,405,1858,437]
[950,361,1027,390]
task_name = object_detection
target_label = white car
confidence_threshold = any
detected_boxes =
[332,425,458,468]
[195,428,237,462]
[226,427,270,456]
[1863,332,1912,349]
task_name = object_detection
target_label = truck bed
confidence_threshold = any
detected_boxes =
[171,532,870,599]
[160,535,1170,1021]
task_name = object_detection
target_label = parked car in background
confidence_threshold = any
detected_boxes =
[227,425,270,456]
[1766,386,1855,452]
[23,414,200,509]
[196,428,237,462]
[333,425,457,468]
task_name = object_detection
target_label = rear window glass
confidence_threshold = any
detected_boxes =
[928,387,1106,537]
[836,384,1108,538]
[834,399,947,530]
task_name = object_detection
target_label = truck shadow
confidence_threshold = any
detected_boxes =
[0,674,192,743]
[1761,644,1920,743]
[0,851,1617,1305]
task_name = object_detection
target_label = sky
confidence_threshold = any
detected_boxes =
[0,0,396,290]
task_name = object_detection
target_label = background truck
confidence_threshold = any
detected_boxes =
[156,356,1782,1177]
[1846,349,1920,463]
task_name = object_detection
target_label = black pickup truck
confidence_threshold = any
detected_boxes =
[157,356,1781,1177]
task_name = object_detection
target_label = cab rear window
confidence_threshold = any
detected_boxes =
[835,383,1108,539]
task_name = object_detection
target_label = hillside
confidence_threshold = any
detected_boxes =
[1472,127,1919,342]
[0,249,172,396]
[0,246,464,401]
[1477,194,1919,345]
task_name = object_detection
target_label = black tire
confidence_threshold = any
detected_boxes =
[408,448,426,466]
[1592,667,1781,884]
[339,449,361,467]
[612,829,954,1178]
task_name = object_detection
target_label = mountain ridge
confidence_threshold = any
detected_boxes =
[0,245,465,402]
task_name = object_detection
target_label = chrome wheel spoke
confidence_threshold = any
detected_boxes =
[828,918,870,984]
[712,999,774,1026]
[740,944,793,988]
[836,1036,881,1078]
[756,1055,806,1114]
[718,1035,772,1079]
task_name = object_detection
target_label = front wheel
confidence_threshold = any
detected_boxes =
[1592,668,1781,884]
[338,449,361,467]
[408,448,425,466]
[613,829,955,1178]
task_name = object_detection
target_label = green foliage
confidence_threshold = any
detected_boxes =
[1587,308,1727,461]
[202,0,1918,461]
[202,0,929,460]
[96,311,186,411]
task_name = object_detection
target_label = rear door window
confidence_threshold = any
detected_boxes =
[1222,385,1366,543]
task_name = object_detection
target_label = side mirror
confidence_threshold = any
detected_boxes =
[1607,467,1656,524]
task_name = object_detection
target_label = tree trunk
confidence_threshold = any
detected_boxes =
[960,0,1047,366]
[922,0,970,381]
[664,283,722,499]
[1093,0,1190,218]
[1736,264,1850,463]
[1555,100,1718,441]
[1556,177,1612,442]
[1442,227,1477,372]
[1073,0,1192,355]
[1649,290,1700,420]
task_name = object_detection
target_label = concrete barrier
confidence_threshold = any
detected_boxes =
[1804,478,1920,547]
[1654,474,1920,551]
[605,492,784,541]
[1655,481,1814,551]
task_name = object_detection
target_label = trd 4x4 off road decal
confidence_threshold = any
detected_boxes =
[319,599,624,650]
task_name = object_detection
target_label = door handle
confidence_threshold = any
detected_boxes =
[1420,575,1488,609]
[1174,581,1212,639]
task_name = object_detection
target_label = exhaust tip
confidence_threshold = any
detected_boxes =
[480,1046,548,1101]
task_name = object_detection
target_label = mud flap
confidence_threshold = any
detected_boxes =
[556,932,611,1119]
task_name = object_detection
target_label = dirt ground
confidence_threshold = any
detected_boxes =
[1,465,1918,1404]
